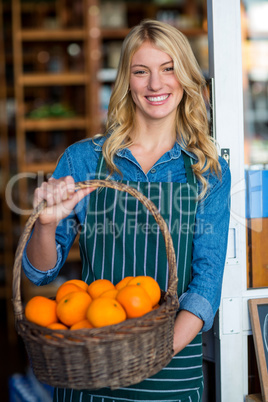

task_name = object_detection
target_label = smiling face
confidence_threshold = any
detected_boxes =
[129,41,184,125]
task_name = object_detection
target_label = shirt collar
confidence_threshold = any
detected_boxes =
[92,136,106,151]
[92,135,198,161]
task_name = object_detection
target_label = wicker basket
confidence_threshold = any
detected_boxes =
[13,180,179,390]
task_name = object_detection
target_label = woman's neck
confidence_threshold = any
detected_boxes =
[128,123,177,174]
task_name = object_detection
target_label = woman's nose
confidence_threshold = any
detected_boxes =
[147,72,163,91]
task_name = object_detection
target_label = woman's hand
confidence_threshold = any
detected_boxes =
[34,176,94,226]
[26,176,94,271]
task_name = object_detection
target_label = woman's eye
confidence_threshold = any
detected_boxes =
[133,70,146,75]
[164,67,174,72]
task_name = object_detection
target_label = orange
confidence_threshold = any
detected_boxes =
[56,291,92,327]
[64,279,89,291]
[128,276,161,307]
[87,297,126,328]
[116,285,152,319]
[56,282,83,303]
[87,279,115,299]
[70,319,93,330]
[25,296,58,327]
[115,276,134,290]
[47,323,68,330]
[100,289,119,299]
[45,322,68,339]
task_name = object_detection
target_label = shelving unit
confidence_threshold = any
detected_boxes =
[12,0,101,264]
[12,0,100,207]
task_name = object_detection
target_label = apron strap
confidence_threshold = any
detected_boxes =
[95,153,105,179]
[182,151,197,185]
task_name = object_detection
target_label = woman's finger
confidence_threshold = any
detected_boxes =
[33,177,95,224]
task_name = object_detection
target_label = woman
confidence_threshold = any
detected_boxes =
[23,19,231,401]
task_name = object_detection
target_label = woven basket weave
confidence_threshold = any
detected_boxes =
[13,180,179,390]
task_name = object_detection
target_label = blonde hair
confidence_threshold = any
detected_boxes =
[99,19,220,197]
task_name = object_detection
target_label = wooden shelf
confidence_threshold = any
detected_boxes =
[180,27,207,37]
[101,27,207,40]
[21,162,56,173]
[19,28,86,41]
[18,72,89,86]
[101,27,130,39]
[12,0,101,271]
[23,117,88,131]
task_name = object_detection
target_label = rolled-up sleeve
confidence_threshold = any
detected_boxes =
[179,158,231,331]
[22,239,64,285]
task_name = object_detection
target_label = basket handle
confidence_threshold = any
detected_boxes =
[13,180,178,322]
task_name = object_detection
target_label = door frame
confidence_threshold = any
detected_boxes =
[206,0,268,400]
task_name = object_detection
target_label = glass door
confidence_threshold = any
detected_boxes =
[206,0,268,400]
[241,0,268,290]
[241,0,268,397]
[207,0,268,400]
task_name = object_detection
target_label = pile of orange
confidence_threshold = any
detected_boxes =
[24,276,161,332]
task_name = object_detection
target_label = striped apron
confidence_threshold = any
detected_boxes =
[54,151,203,402]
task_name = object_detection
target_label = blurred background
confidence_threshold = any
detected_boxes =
[0,0,268,400]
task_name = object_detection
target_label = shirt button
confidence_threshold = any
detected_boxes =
[150,168,156,174]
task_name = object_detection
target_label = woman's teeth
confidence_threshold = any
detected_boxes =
[146,95,169,102]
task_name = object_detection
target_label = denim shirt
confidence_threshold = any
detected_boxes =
[22,136,231,332]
